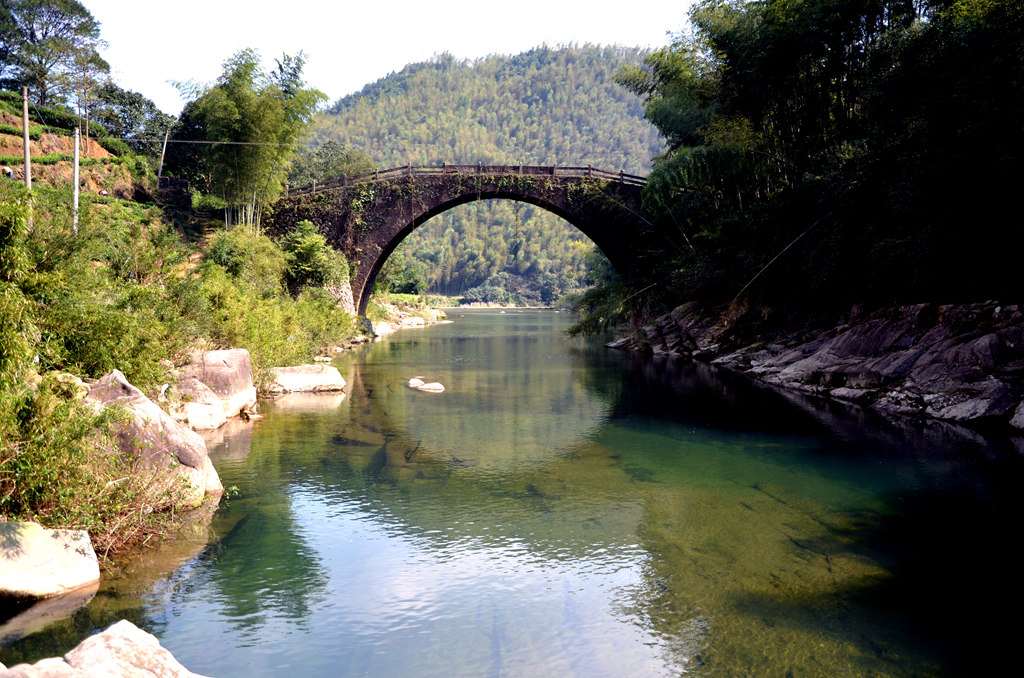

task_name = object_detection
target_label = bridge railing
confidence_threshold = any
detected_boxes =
[284,163,646,198]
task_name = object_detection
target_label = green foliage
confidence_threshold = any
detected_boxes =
[0,189,35,383]
[201,225,288,298]
[95,136,130,156]
[0,172,361,549]
[91,82,175,160]
[167,49,326,228]
[373,241,425,295]
[280,219,350,292]
[566,280,628,336]
[0,0,106,107]
[191,190,227,211]
[566,244,627,334]
[0,121,40,138]
[0,377,183,555]
[197,264,355,385]
[620,0,1024,309]
[288,140,373,186]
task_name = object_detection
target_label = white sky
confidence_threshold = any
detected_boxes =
[85,0,694,115]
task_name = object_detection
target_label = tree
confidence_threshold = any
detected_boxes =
[92,83,175,159]
[288,140,374,187]
[612,0,1023,308]
[0,0,107,106]
[167,49,325,228]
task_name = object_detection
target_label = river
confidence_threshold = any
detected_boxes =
[2,309,1021,676]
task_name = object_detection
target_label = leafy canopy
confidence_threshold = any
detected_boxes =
[168,49,326,227]
[0,0,106,106]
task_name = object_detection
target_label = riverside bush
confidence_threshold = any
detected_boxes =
[0,378,185,558]
[1,145,359,553]
[202,226,288,298]
[282,219,350,292]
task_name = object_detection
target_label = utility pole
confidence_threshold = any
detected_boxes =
[72,127,80,234]
[21,87,31,190]
[157,128,170,182]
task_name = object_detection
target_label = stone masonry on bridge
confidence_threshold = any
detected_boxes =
[266,165,652,316]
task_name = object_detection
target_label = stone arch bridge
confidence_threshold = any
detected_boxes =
[267,164,654,315]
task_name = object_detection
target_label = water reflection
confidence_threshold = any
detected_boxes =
[4,310,1022,676]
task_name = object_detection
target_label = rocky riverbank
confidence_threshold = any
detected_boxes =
[611,301,1024,430]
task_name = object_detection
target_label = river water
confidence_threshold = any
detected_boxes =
[2,309,1022,676]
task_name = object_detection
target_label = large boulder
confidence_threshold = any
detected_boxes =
[86,370,223,507]
[0,522,99,602]
[1,619,211,677]
[171,376,227,431]
[178,349,257,418]
[267,365,347,393]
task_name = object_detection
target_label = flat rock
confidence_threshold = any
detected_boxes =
[2,619,210,677]
[0,522,99,602]
[267,365,347,393]
[373,321,396,337]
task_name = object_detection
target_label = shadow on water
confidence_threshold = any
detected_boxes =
[599,350,1024,675]
[719,480,1024,676]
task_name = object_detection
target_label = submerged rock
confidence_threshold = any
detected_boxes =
[1,619,210,677]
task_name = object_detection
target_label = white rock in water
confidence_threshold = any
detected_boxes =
[0,522,99,601]
[268,365,347,393]
[2,619,211,677]
[178,348,258,418]
[416,382,445,393]
[373,321,396,337]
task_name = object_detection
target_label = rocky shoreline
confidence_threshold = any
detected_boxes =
[611,301,1024,431]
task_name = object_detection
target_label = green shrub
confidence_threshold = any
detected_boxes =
[280,219,350,291]
[97,137,131,157]
[0,379,182,556]
[0,123,42,139]
[202,226,288,298]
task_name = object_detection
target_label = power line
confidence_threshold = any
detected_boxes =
[127,138,314,147]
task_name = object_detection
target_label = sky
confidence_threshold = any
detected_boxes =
[85,0,695,115]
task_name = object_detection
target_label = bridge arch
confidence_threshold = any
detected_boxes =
[268,165,650,316]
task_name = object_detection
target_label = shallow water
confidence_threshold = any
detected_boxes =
[2,309,1021,676]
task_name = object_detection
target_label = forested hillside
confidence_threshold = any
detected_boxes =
[308,45,664,301]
